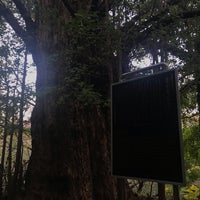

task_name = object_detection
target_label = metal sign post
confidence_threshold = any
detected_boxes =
[118,178,126,200]
[173,185,180,200]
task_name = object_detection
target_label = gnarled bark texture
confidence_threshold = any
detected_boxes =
[23,1,129,199]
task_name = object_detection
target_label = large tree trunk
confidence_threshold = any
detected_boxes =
[24,1,125,199]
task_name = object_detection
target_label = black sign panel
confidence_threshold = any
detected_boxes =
[112,69,185,184]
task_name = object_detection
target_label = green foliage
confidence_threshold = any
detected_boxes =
[182,184,200,200]
[183,125,200,169]
[66,10,117,65]
[61,10,118,107]
[165,185,173,199]
[183,124,200,193]
[180,79,197,119]
[186,166,200,184]
[62,64,105,108]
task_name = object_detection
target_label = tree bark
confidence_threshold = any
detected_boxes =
[23,1,120,199]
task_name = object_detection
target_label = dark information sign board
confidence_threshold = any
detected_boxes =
[111,69,185,185]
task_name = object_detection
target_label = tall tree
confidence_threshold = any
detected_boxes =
[0,74,10,196]
[1,1,120,199]
[9,49,28,199]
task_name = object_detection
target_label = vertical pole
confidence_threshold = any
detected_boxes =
[173,185,180,200]
[158,183,166,200]
[118,178,126,200]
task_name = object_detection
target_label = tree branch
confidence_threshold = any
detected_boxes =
[61,0,75,17]
[0,1,27,40]
[123,8,200,38]
[122,8,200,53]
[119,7,200,72]
[12,0,36,31]
[0,1,36,54]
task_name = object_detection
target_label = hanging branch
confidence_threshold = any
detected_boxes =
[0,1,27,40]
[12,0,36,31]
[0,1,36,54]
